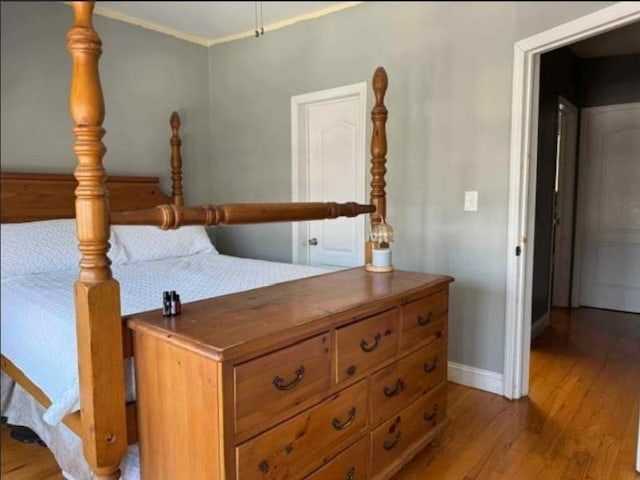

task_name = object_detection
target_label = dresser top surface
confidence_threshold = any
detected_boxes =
[126,267,453,361]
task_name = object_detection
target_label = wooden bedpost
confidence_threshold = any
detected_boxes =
[365,66,389,264]
[67,2,127,479]
[170,111,184,206]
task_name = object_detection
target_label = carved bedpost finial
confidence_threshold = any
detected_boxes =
[170,111,184,206]
[370,66,388,227]
[365,67,389,265]
[370,67,388,225]
[372,67,388,113]
[67,2,127,480]
[67,1,108,282]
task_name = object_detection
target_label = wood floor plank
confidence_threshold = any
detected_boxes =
[0,426,63,480]
[2,307,638,479]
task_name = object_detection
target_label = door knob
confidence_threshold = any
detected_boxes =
[308,238,318,246]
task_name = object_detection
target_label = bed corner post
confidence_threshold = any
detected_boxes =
[67,2,127,479]
[365,66,389,264]
[170,111,184,206]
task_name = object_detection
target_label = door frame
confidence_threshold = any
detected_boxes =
[503,2,640,400]
[290,82,367,265]
[551,96,579,309]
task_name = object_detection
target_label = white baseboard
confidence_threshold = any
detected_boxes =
[448,361,504,396]
[531,312,550,340]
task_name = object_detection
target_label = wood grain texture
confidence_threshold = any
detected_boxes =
[370,66,389,226]
[130,270,451,479]
[235,380,368,480]
[0,356,138,446]
[369,338,446,428]
[67,3,125,479]
[336,308,399,383]
[127,270,452,362]
[234,333,332,437]
[169,111,184,206]
[371,382,447,478]
[400,289,447,350]
[366,66,390,264]
[304,436,369,480]
[0,426,63,480]
[0,173,173,223]
[395,308,640,480]
[133,330,222,480]
[7,308,638,480]
[109,201,375,229]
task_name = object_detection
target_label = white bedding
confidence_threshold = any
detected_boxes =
[0,252,329,425]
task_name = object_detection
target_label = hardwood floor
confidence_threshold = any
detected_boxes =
[0,425,62,479]
[397,307,640,479]
[1,307,638,479]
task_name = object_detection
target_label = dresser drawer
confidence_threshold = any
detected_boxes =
[304,436,369,480]
[236,380,368,480]
[371,382,447,474]
[234,333,331,435]
[370,337,446,426]
[401,289,447,350]
[336,308,399,383]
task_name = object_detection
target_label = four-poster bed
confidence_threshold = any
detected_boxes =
[0,2,453,479]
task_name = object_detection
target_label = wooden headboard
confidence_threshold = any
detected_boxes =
[0,172,172,223]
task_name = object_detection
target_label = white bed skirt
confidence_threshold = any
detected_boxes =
[1,371,140,480]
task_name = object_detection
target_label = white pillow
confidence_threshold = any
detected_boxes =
[1,218,128,280]
[111,225,217,263]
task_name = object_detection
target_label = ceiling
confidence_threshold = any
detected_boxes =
[569,21,640,58]
[91,2,360,46]
[85,4,640,54]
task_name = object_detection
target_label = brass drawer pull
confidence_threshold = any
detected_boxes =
[332,406,357,430]
[272,365,305,391]
[383,430,402,451]
[423,404,439,422]
[417,311,433,326]
[423,358,439,373]
[383,378,405,397]
[360,332,382,352]
[346,466,355,480]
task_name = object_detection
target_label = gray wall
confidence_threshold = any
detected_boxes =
[208,1,612,373]
[1,1,617,374]
[0,2,211,205]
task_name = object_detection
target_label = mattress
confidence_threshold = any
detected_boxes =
[0,252,329,425]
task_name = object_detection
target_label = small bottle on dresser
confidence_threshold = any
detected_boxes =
[162,291,171,317]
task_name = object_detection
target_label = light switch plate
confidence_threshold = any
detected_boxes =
[464,191,478,211]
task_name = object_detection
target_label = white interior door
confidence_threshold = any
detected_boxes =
[574,102,640,312]
[551,98,579,307]
[291,84,366,269]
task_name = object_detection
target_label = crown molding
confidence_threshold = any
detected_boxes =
[63,2,363,48]
[207,2,363,47]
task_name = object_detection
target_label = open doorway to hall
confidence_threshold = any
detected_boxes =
[530,21,640,342]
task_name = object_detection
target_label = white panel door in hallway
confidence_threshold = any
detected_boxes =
[291,84,366,269]
[575,102,640,312]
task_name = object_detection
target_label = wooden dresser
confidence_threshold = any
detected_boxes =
[127,268,453,480]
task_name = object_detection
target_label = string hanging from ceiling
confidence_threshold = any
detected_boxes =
[254,2,264,37]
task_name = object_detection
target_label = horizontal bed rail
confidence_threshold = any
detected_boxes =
[110,201,375,229]
[0,355,139,445]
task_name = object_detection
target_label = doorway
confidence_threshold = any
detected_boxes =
[531,96,579,341]
[503,3,640,400]
[291,82,367,268]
